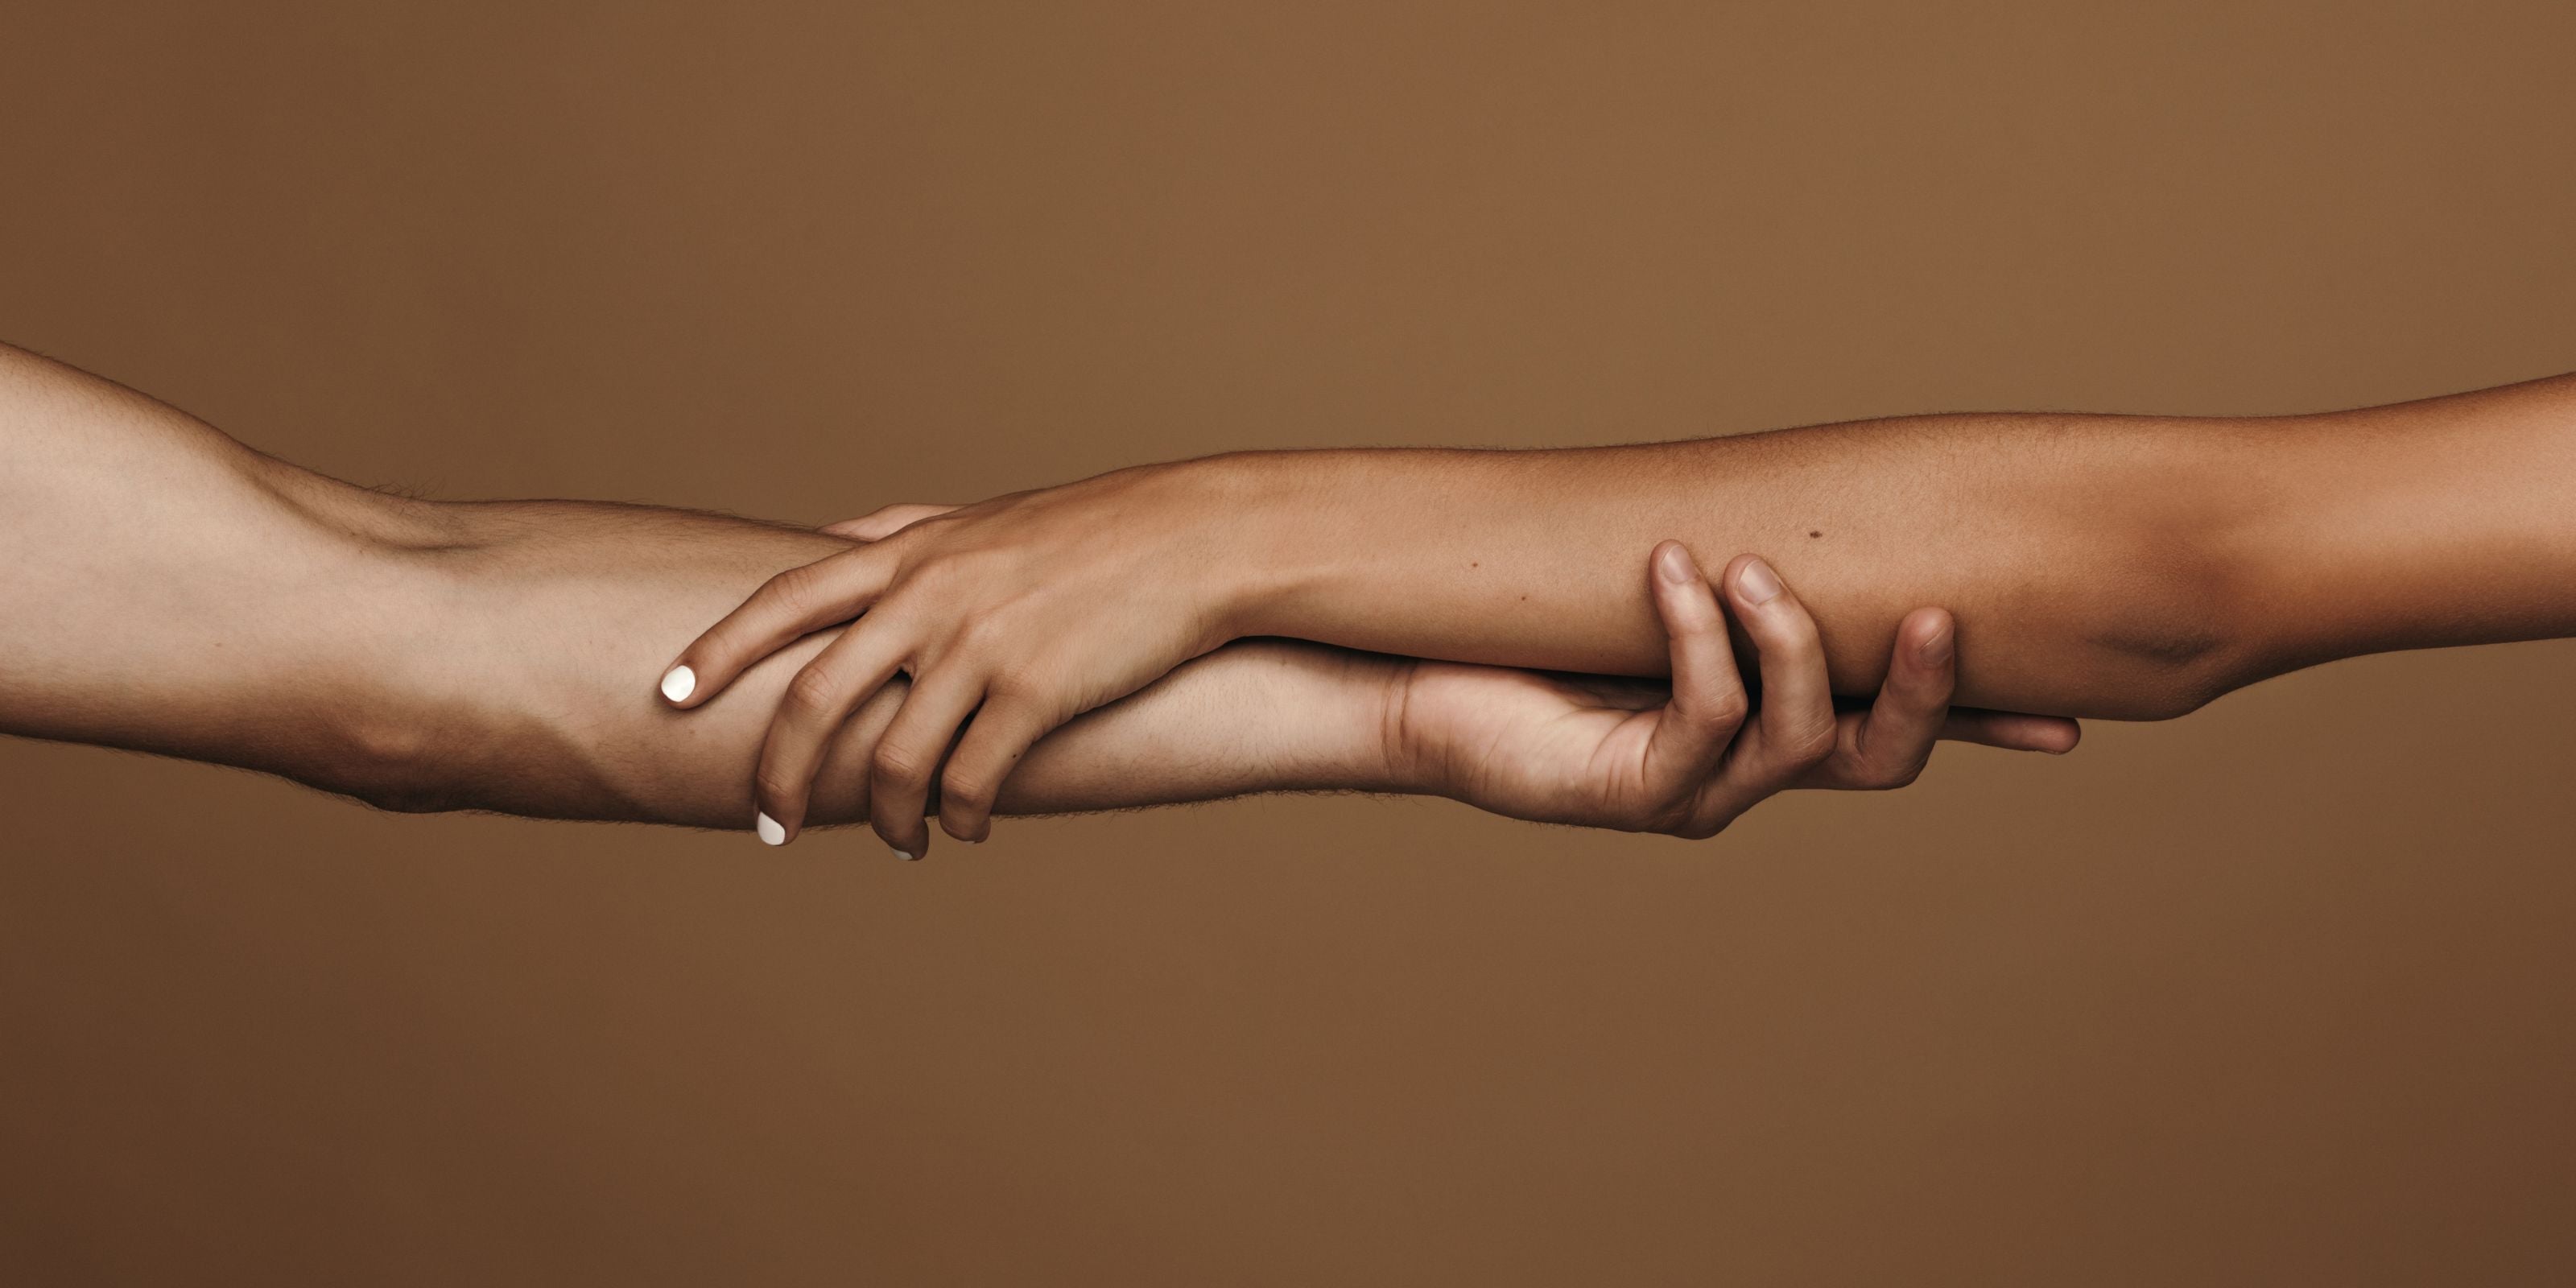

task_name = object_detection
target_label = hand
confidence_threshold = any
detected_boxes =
[658,464,1247,857]
[1389,543,2078,836]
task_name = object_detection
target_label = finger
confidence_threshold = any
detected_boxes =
[1636,542,1750,794]
[1686,555,1839,829]
[1938,709,2083,753]
[820,503,960,543]
[1810,607,1956,790]
[752,624,914,844]
[935,696,1059,844]
[660,546,894,709]
[1721,554,1839,775]
[868,668,988,861]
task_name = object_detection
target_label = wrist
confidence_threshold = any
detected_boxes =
[1170,450,1332,644]
[1227,640,1426,796]
[1368,654,1452,800]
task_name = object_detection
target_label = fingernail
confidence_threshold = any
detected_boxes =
[1736,558,1782,605]
[1654,543,1695,584]
[660,665,696,704]
[756,811,787,845]
[1918,625,1955,667]
[892,848,916,861]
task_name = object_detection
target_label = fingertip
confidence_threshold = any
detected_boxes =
[1652,540,1699,586]
[1649,542,1722,632]
[872,781,934,859]
[873,812,927,859]
[1730,555,1785,608]
[659,663,697,705]
[1906,608,1956,672]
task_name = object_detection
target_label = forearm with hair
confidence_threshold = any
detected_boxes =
[380,502,1411,826]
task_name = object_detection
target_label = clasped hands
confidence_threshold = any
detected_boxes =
[658,465,2077,855]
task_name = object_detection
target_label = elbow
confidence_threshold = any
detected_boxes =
[2097,655,2244,722]
[2078,555,2269,722]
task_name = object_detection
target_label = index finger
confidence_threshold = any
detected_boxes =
[1635,541,1752,794]
[658,545,896,709]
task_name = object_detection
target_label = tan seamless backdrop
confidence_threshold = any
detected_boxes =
[5,2,2574,1284]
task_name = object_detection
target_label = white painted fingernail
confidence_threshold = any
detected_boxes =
[756,811,787,845]
[660,665,696,704]
[892,849,915,861]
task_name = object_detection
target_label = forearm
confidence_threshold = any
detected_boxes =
[1206,374,2576,720]
[0,345,1410,827]
[393,504,1412,825]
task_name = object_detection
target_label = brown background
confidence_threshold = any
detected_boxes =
[5,2,2574,1283]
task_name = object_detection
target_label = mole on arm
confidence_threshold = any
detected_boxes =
[1808,530,1823,539]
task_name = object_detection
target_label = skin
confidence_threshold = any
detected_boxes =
[0,342,2070,839]
[664,371,2576,856]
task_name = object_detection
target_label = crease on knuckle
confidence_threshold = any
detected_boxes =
[873,741,934,790]
[783,665,847,720]
[1781,717,1841,767]
[1695,692,1751,734]
[760,563,824,621]
[941,766,997,815]
[1856,756,1924,791]
[755,765,807,806]
[952,609,1005,654]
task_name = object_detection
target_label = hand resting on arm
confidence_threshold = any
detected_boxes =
[0,342,2071,843]
[670,374,2576,852]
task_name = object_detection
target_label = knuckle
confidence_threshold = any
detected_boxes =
[783,665,845,719]
[942,769,997,814]
[1861,758,1924,791]
[1673,816,1729,840]
[1624,805,1677,836]
[1781,718,1841,767]
[987,664,1051,705]
[1640,798,1708,838]
[1695,691,1751,733]
[873,741,934,789]
[761,564,824,619]
[754,765,805,805]
[952,609,1011,655]
[904,549,972,592]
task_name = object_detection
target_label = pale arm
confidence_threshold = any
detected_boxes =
[0,344,1402,828]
